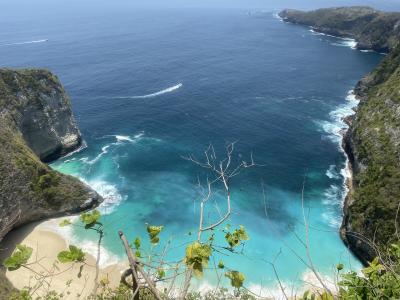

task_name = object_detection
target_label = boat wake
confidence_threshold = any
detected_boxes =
[114,83,183,99]
[1,39,48,46]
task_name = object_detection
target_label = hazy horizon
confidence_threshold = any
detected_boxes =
[2,0,400,15]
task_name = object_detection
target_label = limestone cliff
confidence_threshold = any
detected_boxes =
[279,6,400,53]
[279,6,400,264]
[0,69,102,241]
[341,45,400,264]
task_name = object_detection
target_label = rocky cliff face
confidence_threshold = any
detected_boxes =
[0,69,83,162]
[341,45,400,264]
[279,6,400,53]
[280,7,400,264]
[0,69,102,242]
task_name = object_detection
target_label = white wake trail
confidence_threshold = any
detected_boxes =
[2,39,48,46]
[115,83,182,99]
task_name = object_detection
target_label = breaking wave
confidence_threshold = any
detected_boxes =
[39,217,122,267]
[326,165,340,179]
[331,38,357,50]
[315,90,359,145]
[114,83,182,99]
[308,29,357,50]
[83,179,127,215]
[318,91,360,227]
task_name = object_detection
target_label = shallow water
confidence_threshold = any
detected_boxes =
[0,6,384,294]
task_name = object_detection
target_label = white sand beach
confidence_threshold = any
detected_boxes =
[0,219,126,299]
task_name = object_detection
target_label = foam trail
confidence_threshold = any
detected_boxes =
[87,145,110,165]
[61,140,88,159]
[114,132,144,143]
[1,39,48,46]
[114,83,182,99]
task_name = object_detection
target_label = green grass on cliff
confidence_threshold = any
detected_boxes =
[349,45,400,249]
[280,6,400,52]
[0,69,101,298]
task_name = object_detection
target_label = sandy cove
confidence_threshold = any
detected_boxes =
[0,219,126,299]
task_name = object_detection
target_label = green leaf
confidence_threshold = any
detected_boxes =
[59,219,72,227]
[57,245,85,263]
[135,250,141,258]
[225,225,249,248]
[218,260,225,269]
[225,270,245,288]
[184,242,212,277]
[336,263,344,271]
[3,244,33,271]
[133,237,141,249]
[80,210,101,227]
[157,268,165,279]
[147,225,163,244]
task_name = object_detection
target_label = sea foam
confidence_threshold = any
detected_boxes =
[318,91,360,227]
[326,165,340,179]
[38,217,122,267]
[315,90,359,146]
[86,179,127,214]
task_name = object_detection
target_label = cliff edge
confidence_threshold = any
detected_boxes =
[279,6,400,53]
[279,7,400,264]
[0,69,102,240]
[342,45,400,264]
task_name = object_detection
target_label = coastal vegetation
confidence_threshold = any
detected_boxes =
[2,5,400,300]
[0,69,102,296]
[280,3,400,269]
[279,6,400,52]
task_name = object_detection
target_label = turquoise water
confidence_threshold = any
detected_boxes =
[0,4,385,294]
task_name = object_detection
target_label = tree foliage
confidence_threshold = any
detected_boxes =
[224,225,249,249]
[3,244,33,271]
[184,242,212,277]
[146,225,163,244]
[225,270,245,288]
[80,209,101,227]
[57,245,85,263]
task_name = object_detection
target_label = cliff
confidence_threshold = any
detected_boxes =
[279,7,400,264]
[0,69,102,293]
[279,6,400,53]
[342,45,400,263]
[0,68,103,240]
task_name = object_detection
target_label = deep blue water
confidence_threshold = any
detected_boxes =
[0,6,384,295]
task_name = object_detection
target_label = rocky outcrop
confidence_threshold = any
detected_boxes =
[280,7,400,264]
[0,69,83,162]
[279,6,400,53]
[0,69,102,242]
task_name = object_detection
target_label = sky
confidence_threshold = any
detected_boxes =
[2,0,400,13]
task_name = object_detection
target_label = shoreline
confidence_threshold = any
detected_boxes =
[0,89,363,299]
[0,217,342,299]
[0,218,126,299]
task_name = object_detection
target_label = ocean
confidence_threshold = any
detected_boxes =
[0,5,384,296]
